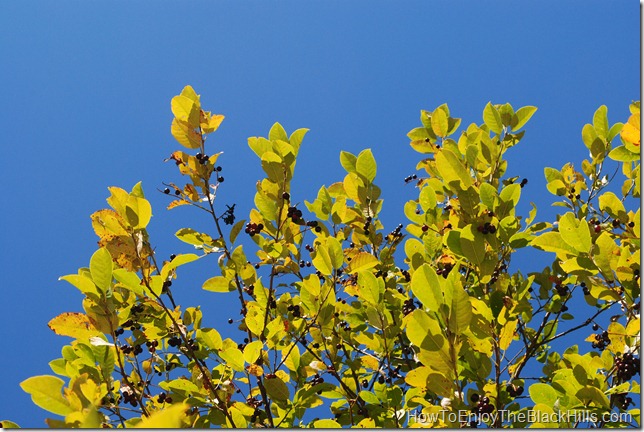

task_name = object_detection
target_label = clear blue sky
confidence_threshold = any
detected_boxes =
[0,1,639,427]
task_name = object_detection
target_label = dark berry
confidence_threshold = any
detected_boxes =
[218,176,224,183]
[164,188,170,194]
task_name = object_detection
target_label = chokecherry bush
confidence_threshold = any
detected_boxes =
[5,86,640,428]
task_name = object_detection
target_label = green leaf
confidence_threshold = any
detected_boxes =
[203,276,235,292]
[459,224,486,266]
[411,264,444,313]
[356,149,377,183]
[89,247,113,293]
[20,375,73,416]
[405,310,452,376]
[479,182,498,210]
[576,386,610,409]
[326,236,344,270]
[598,191,628,221]
[435,149,472,190]
[512,106,537,131]
[529,383,559,407]
[558,213,591,254]
[264,376,290,401]
[431,108,449,137]
[483,102,503,134]
[358,390,381,405]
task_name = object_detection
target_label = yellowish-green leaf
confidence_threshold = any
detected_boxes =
[89,247,112,293]
[460,224,486,266]
[531,232,578,258]
[435,149,472,190]
[59,274,101,299]
[203,276,235,292]
[431,108,449,137]
[411,263,444,313]
[356,148,377,183]
[161,253,201,280]
[512,106,537,131]
[243,340,263,364]
[20,375,73,416]
[598,191,628,222]
[558,212,591,254]
[529,383,558,407]
[483,102,503,134]
[313,419,341,428]
[357,271,382,305]
[346,252,379,273]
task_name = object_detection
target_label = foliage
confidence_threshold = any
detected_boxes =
[6,87,640,428]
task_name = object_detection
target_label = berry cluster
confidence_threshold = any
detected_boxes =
[121,344,143,355]
[436,263,453,279]
[338,320,351,331]
[615,352,640,382]
[310,373,325,386]
[157,392,173,404]
[245,222,264,236]
[222,204,236,225]
[363,216,373,236]
[388,223,404,240]
[567,186,581,201]
[506,383,524,397]
[591,331,611,351]
[287,206,303,223]
[470,393,494,415]
[581,281,590,296]
[167,336,182,347]
[477,222,497,235]
[306,220,321,232]
[243,284,254,296]
[299,260,312,268]
[400,268,411,282]
[555,284,569,297]
[287,304,302,318]
[404,174,418,184]
[121,389,139,407]
[589,218,602,234]
[145,340,159,353]
[402,298,416,316]
[614,393,634,410]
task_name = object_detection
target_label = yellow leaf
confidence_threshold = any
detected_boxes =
[135,403,189,428]
[48,313,102,340]
[171,95,200,127]
[621,112,640,149]
[203,114,225,133]
[171,118,202,149]
[167,199,190,210]
[246,364,264,377]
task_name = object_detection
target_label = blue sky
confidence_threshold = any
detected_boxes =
[0,1,639,427]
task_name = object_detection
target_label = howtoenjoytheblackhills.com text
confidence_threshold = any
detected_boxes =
[406,408,633,426]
